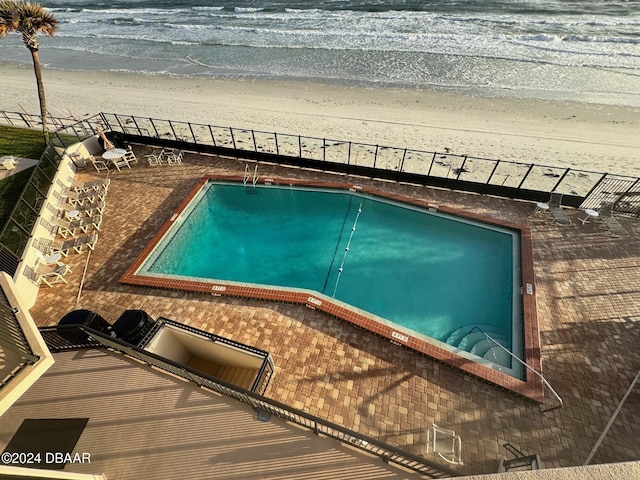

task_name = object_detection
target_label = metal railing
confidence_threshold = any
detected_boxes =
[150,318,275,395]
[0,109,88,131]
[39,324,459,478]
[1,109,638,277]
[96,112,640,212]
[0,113,104,275]
[0,289,40,390]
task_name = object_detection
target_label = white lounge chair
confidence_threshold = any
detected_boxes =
[73,232,98,253]
[166,149,184,164]
[35,261,71,287]
[124,145,138,164]
[425,424,463,465]
[89,155,110,173]
[0,156,17,170]
[145,149,165,166]
[73,178,110,194]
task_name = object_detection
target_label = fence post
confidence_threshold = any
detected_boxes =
[298,135,302,158]
[373,145,379,169]
[551,168,572,192]
[517,164,535,189]
[251,130,257,152]
[456,155,468,180]
[399,148,407,172]
[584,173,608,200]
[168,121,177,140]
[274,132,279,156]
[132,116,143,136]
[229,127,236,149]
[427,152,437,176]
[347,142,352,166]
[149,118,160,138]
[487,160,501,184]
[323,138,326,162]
[208,125,217,147]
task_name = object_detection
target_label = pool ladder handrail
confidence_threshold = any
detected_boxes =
[243,164,259,188]
[468,326,563,414]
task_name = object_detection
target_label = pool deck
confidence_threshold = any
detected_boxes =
[29,149,640,476]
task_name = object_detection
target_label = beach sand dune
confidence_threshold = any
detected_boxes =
[2,64,639,177]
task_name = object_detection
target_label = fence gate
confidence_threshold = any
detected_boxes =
[580,176,640,217]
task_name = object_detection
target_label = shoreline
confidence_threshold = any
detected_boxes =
[2,63,639,176]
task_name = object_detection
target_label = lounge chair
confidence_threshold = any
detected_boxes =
[35,261,71,287]
[89,155,110,173]
[165,148,184,164]
[599,202,629,237]
[425,424,463,465]
[65,188,98,206]
[548,192,572,226]
[73,232,98,253]
[78,199,106,216]
[73,178,110,194]
[124,145,138,164]
[145,149,165,166]
[57,213,102,238]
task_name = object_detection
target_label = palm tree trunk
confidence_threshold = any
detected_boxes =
[29,48,49,145]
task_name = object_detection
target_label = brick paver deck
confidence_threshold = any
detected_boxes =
[29,149,640,476]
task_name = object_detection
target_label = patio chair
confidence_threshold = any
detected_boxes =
[166,149,184,164]
[425,424,463,465]
[124,145,138,164]
[73,232,98,253]
[89,155,110,173]
[57,218,79,238]
[548,192,572,226]
[599,202,629,237]
[35,261,71,287]
[65,189,97,207]
[78,199,106,216]
[36,237,78,257]
[73,178,110,194]
[145,149,165,166]
[110,155,132,172]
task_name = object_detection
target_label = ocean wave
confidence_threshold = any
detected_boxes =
[192,6,225,12]
[234,7,265,13]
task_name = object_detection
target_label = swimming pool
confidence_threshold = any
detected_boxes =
[132,179,527,380]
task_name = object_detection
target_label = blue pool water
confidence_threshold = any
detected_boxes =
[140,183,521,361]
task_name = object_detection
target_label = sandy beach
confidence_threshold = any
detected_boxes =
[1,64,639,177]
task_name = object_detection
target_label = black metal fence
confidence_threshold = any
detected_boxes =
[0,288,40,391]
[40,324,459,478]
[97,112,640,212]
[148,318,275,395]
[1,109,638,276]
[0,113,104,275]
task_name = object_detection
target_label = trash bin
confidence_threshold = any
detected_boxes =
[112,310,155,346]
[57,309,114,343]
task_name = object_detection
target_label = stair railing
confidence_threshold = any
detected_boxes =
[468,326,563,413]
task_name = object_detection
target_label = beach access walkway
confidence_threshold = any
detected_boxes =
[28,149,640,476]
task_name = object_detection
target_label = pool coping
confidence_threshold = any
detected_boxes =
[120,175,543,403]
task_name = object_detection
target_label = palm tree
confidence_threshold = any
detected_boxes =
[0,0,58,144]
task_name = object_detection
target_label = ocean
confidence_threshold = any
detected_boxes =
[1,0,639,105]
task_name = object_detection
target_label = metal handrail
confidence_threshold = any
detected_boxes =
[39,324,460,478]
[468,326,563,413]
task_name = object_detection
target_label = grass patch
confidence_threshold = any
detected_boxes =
[0,125,46,229]
[0,125,47,159]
